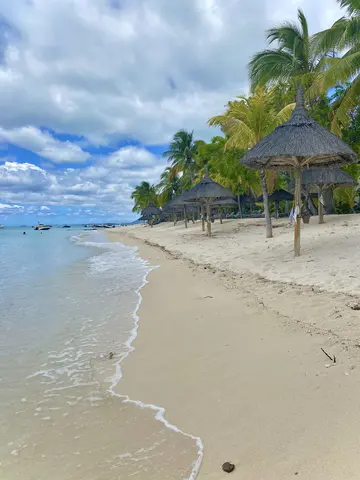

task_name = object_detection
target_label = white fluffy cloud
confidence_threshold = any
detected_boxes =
[0,127,90,163]
[0,203,24,215]
[0,0,342,145]
[0,146,167,213]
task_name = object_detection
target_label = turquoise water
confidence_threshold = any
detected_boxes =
[0,227,198,479]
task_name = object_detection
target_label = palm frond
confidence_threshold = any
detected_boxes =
[249,49,297,86]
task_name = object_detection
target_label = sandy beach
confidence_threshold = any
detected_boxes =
[108,215,360,479]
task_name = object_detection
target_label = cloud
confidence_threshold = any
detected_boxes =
[0,202,24,215]
[0,0,342,145]
[0,146,167,213]
[0,126,90,163]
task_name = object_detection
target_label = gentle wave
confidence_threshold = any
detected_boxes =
[77,232,204,480]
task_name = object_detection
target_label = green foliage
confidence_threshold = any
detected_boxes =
[130,182,158,213]
[249,9,324,90]
[163,130,198,186]
[156,167,181,206]
[310,0,360,133]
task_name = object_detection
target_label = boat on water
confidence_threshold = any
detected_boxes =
[33,224,52,231]
[62,225,71,228]
[0,225,4,229]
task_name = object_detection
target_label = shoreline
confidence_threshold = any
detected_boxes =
[107,222,360,479]
[106,240,204,480]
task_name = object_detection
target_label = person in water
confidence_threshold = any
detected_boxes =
[23,231,26,235]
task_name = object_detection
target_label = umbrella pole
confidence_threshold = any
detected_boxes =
[201,204,205,232]
[206,202,211,237]
[294,168,302,257]
[318,187,324,224]
[184,205,188,228]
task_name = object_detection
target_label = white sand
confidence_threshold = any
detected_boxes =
[107,215,360,479]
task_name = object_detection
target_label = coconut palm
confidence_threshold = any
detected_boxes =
[249,9,322,90]
[311,0,360,133]
[163,130,198,185]
[157,167,181,205]
[209,87,295,238]
[131,181,158,213]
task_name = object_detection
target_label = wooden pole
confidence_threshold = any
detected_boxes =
[184,205,188,228]
[294,168,302,257]
[201,204,205,232]
[206,202,211,237]
[318,187,324,224]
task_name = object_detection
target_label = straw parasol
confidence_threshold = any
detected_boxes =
[141,203,162,227]
[182,172,233,236]
[212,198,237,223]
[163,194,198,228]
[241,86,357,256]
[291,168,357,224]
[258,189,294,218]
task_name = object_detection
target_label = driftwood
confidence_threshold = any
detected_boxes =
[321,348,336,363]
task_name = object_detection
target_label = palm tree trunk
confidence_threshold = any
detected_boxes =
[260,170,273,238]
[237,195,243,218]
[184,205,188,228]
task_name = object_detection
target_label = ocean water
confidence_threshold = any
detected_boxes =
[0,227,201,479]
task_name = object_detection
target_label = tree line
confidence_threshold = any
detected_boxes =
[132,2,360,216]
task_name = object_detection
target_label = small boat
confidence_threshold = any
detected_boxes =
[34,224,51,231]
[62,225,71,228]
[0,225,4,229]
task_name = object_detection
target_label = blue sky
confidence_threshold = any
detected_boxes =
[0,0,342,225]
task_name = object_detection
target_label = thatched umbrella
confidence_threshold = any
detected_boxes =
[141,203,162,227]
[241,86,357,256]
[296,168,357,224]
[163,195,198,228]
[213,198,237,224]
[182,173,233,237]
[258,189,294,219]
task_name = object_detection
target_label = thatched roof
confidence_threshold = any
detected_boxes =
[258,189,294,202]
[239,194,254,204]
[296,167,357,187]
[213,198,238,206]
[182,175,233,202]
[141,203,162,217]
[163,195,198,212]
[241,86,357,170]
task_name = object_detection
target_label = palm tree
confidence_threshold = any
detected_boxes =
[209,87,295,238]
[249,9,322,90]
[311,0,360,133]
[157,167,181,205]
[163,130,198,186]
[131,181,158,213]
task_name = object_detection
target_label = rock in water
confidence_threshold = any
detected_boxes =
[222,462,235,473]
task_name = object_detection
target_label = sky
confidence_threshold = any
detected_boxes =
[0,0,343,225]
